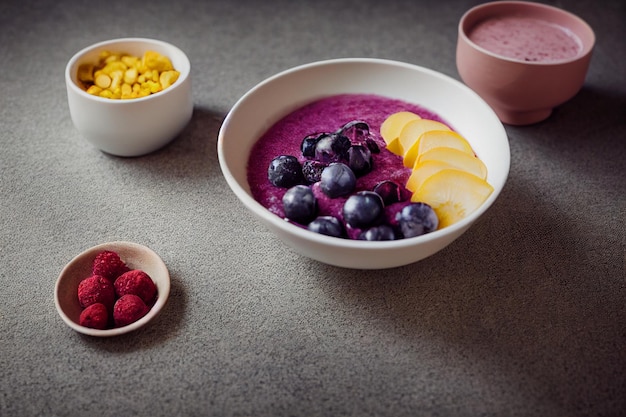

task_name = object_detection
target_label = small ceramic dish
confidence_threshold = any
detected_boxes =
[54,241,170,337]
[456,1,595,125]
[65,38,193,156]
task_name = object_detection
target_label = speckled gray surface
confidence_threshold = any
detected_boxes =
[1,0,625,416]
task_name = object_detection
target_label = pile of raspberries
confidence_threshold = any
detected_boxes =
[78,250,157,330]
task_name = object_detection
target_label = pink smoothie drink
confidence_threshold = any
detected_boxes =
[468,16,582,62]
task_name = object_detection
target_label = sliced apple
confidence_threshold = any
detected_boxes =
[380,111,421,156]
[411,169,494,228]
[399,119,451,167]
[416,147,488,179]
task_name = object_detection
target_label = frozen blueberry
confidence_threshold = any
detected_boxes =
[320,163,356,198]
[308,216,345,238]
[302,160,327,184]
[338,120,369,142]
[301,133,324,158]
[347,145,372,177]
[343,191,384,229]
[283,185,317,225]
[365,136,381,154]
[373,180,402,205]
[396,202,439,238]
[314,133,351,163]
[268,155,304,188]
[359,225,397,241]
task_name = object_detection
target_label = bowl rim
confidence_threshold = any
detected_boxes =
[458,0,596,66]
[65,37,191,104]
[218,57,510,251]
[54,241,171,337]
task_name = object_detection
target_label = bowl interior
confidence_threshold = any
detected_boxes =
[66,38,191,101]
[55,241,170,337]
[460,1,595,62]
[218,58,510,252]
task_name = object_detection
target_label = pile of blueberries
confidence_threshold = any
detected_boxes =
[267,120,438,241]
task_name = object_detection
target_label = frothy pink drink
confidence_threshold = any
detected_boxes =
[468,16,582,62]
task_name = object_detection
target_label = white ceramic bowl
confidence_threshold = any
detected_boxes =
[54,241,170,337]
[218,58,510,269]
[65,38,193,157]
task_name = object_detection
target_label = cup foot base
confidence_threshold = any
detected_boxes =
[494,108,553,126]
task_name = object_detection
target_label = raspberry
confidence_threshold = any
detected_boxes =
[79,303,109,329]
[113,294,149,327]
[114,270,157,304]
[92,250,130,282]
[77,275,115,309]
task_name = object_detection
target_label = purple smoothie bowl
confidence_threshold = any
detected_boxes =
[217,58,510,269]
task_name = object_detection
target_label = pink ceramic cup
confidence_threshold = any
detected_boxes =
[456,1,595,125]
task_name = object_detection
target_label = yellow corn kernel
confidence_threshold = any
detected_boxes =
[95,73,112,89]
[142,50,173,72]
[86,85,103,95]
[151,70,159,82]
[159,70,180,89]
[121,55,138,68]
[99,50,112,61]
[104,54,120,64]
[110,71,123,90]
[121,83,133,99]
[102,61,127,75]
[99,89,115,99]
[123,67,138,85]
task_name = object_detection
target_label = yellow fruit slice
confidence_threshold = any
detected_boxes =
[411,169,494,228]
[399,119,451,166]
[417,130,474,156]
[386,137,403,156]
[380,111,421,155]
[406,160,454,192]
[416,147,488,179]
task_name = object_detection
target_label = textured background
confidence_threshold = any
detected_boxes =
[1,0,624,416]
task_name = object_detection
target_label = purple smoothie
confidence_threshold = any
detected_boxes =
[468,16,582,62]
[247,94,449,238]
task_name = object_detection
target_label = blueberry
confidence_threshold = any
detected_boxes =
[342,191,384,229]
[338,120,370,141]
[268,155,305,188]
[373,180,402,205]
[308,216,345,238]
[282,185,317,225]
[301,133,324,158]
[320,163,356,198]
[396,202,439,238]
[314,133,351,163]
[359,225,397,241]
[302,160,327,184]
[347,145,372,177]
[365,136,381,154]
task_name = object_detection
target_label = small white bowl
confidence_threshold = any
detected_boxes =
[54,241,170,337]
[218,58,510,269]
[65,38,193,157]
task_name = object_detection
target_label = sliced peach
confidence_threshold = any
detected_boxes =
[411,169,494,228]
[406,160,453,192]
[399,119,451,166]
[380,111,421,155]
[416,147,488,179]
[416,130,474,156]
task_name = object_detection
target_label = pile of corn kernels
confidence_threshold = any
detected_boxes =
[77,50,180,99]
